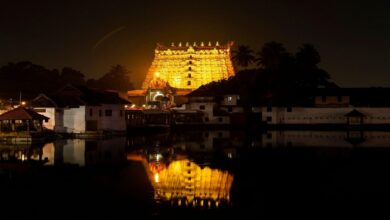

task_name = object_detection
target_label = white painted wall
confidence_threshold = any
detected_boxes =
[84,106,102,131]
[99,104,126,131]
[33,107,55,130]
[63,106,86,133]
[34,105,126,133]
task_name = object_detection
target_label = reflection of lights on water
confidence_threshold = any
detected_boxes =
[227,153,232,159]
[149,159,234,207]
[156,153,162,161]
[154,173,159,183]
[21,154,26,161]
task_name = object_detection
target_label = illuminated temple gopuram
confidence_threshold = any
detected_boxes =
[143,41,235,90]
[127,41,235,108]
[149,159,234,207]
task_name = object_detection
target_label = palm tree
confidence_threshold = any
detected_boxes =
[232,45,255,69]
[256,41,289,70]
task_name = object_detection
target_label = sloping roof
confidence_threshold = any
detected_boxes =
[174,89,192,96]
[345,109,365,117]
[127,89,147,96]
[0,107,49,121]
[31,85,131,107]
[50,95,87,107]
[30,94,58,107]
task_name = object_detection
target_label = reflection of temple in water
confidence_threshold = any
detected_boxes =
[127,131,237,207]
[150,159,233,207]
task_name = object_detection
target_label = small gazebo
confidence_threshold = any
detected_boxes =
[345,109,365,125]
[0,107,49,132]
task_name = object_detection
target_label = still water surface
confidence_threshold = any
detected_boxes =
[1,130,390,218]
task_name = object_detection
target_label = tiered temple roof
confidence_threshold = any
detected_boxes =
[142,41,235,90]
[150,159,233,207]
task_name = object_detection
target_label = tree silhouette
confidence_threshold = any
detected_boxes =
[232,45,255,69]
[295,44,330,89]
[60,67,85,85]
[90,65,134,92]
[190,42,337,107]
[0,61,62,99]
[256,41,290,70]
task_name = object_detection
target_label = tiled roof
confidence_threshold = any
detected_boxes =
[0,107,49,120]
[31,85,131,107]
[345,109,365,117]
[127,89,147,96]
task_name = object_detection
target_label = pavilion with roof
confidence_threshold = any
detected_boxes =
[0,107,49,132]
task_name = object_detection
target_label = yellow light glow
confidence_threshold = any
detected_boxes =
[154,173,159,183]
[148,159,233,206]
[142,42,235,89]
[21,101,26,106]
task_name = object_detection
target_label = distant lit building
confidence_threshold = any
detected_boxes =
[127,41,235,108]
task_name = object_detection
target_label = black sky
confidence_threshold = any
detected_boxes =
[0,0,389,88]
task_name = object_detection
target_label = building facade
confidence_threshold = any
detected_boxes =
[31,85,130,134]
[142,42,235,90]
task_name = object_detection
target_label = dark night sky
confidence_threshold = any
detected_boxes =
[0,0,389,88]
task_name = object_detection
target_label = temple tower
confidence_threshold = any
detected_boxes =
[142,41,235,90]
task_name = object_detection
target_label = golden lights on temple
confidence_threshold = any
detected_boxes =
[142,41,235,90]
[149,159,234,207]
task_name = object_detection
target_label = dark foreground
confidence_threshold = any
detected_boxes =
[1,132,390,218]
